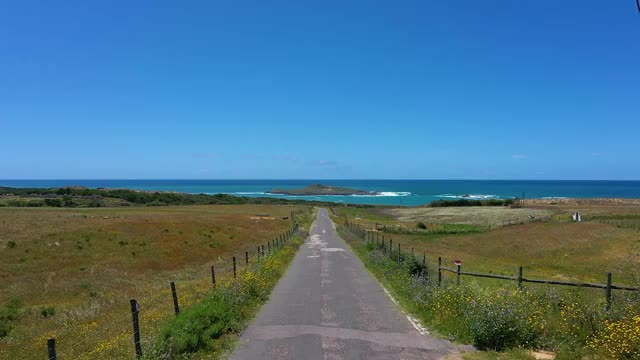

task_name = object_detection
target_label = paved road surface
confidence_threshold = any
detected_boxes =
[231,208,469,359]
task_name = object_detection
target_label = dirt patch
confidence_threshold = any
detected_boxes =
[250,216,276,220]
[531,350,555,360]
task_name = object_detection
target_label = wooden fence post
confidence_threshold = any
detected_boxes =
[268,241,271,254]
[47,338,56,360]
[246,251,249,265]
[170,282,180,315]
[398,243,401,263]
[456,263,461,285]
[438,257,442,286]
[233,256,237,278]
[389,239,393,258]
[211,265,216,287]
[261,245,265,256]
[606,273,612,311]
[517,267,523,290]
[130,299,142,359]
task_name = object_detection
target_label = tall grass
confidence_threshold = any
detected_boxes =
[345,227,640,359]
[377,222,488,235]
[0,299,22,338]
[145,235,305,359]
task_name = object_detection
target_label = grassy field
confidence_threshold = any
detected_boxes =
[0,204,313,359]
[333,204,640,286]
[332,205,557,228]
[339,216,640,359]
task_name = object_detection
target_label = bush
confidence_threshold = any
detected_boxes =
[588,315,640,359]
[465,289,545,350]
[44,198,62,207]
[40,306,56,318]
[0,299,21,338]
[62,195,75,207]
[7,241,16,249]
[155,236,302,358]
[161,292,241,354]
[416,222,427,230]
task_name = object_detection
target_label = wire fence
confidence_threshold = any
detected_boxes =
[344,220,639,312]
[45,211,307,360]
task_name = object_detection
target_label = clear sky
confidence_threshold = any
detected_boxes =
[1,0,639,180]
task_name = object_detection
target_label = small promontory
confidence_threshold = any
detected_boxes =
[267,184,379,196]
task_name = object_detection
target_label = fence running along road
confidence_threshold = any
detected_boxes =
[345,220,639,311]
[231,209,469,359]
[45,214,303,360]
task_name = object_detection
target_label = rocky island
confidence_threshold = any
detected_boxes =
[267,184,379,196]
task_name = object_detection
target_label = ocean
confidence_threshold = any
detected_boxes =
[2,180,640,206]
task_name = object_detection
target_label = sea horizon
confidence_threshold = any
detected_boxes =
[3,179,640,206]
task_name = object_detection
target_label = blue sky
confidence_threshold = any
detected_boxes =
[1,0,639,180]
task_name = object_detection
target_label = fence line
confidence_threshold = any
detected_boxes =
[344,220,639,312]
[46,218,303,359]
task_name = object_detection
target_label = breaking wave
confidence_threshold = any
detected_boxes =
[435,194,499,200]
[350,191,411,197]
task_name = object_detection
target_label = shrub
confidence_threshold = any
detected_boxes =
[155,236,301,358]
[588,314,640,359]
[416,222,427,230]
[40,306,56,318]
[160,291,241,355]
[7,241,16,249]
[44,198,62,207]
[465,289,545,350]
[0,299,21,338]
[62,195,75,207]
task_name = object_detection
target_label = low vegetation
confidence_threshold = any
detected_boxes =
[377,222,488,235]
[0,299,21,338]
[0,204,313,359]
[336,202,640,358]
[430,199,514,207]
[342,227,640,359]
[335,206,639,284]
[0,186,371,208]
[147,235,305,359]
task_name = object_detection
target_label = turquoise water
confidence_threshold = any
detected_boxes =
[2,180,640,206]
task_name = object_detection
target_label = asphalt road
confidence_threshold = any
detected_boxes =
[231,208,468,359]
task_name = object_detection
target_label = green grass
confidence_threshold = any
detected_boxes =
[336,206,640,285]
[0,299,21,338]
[0,205,314,359]
[376,222,488,235]
[0,186,364,208]
[339,223,640,359]
[330,206,396,224]
[146,234,306,359]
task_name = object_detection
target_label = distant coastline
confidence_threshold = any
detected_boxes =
[267,184,380,196]
[1,180,640,206]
